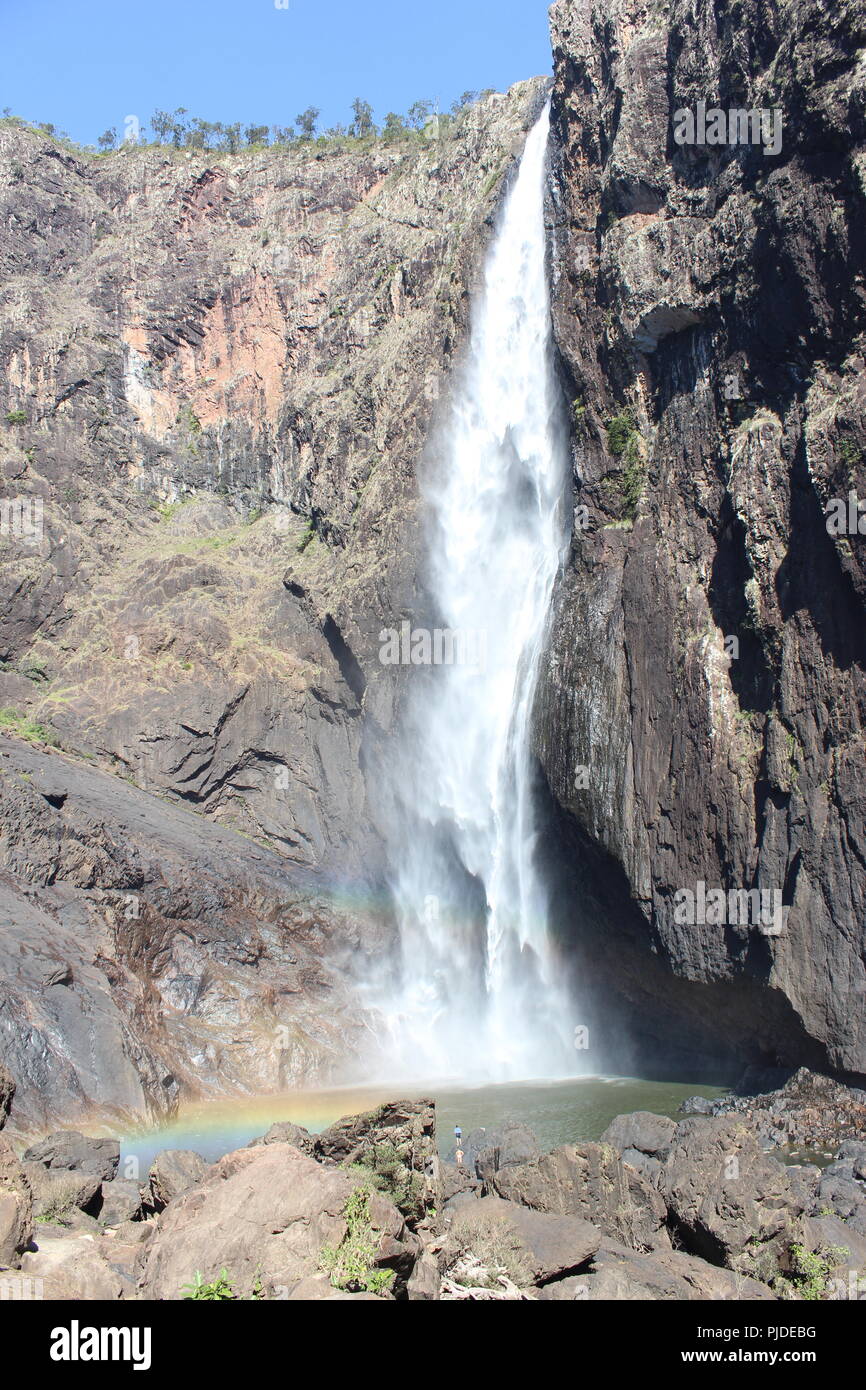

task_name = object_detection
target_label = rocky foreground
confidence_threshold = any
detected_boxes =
[0,1067,864,1301]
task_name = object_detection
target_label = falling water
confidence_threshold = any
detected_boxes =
[372,103,577,1082]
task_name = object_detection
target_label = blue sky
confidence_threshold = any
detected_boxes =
[1,0,555,145]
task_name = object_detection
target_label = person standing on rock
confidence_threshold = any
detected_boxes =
[454,1124,462,1144]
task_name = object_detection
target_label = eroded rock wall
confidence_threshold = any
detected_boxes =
[542,0,866,1076]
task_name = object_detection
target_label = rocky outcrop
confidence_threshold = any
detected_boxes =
[681,1067,866,1150]
[540,1240,775,1301]
[137,1142,418,1299]
[541,0,866,1078]
[488,1141,670,1253]
[5,1096,864,1299]
[23,1131,120,1181]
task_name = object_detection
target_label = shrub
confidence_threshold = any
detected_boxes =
[345,1139,426,1223]
[319,1186,394,1295]
[6,410,27,425]
[181,1269,236,1300]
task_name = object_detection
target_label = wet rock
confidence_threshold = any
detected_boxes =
[148,1150,209,1209]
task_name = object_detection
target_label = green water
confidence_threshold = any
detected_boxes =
[119,1074,728,1174]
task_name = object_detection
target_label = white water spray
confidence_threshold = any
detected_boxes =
[373,103,577,1082]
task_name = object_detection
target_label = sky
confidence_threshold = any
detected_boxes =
[1,0,556,146]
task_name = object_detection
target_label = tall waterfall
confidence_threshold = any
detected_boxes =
[373,103,577,1083]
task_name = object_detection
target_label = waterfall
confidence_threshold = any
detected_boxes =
[372,102,577,1083]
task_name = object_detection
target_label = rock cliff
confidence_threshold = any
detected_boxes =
[541,0,866,1077]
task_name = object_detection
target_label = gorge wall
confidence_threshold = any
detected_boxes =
[540,0,866,1079]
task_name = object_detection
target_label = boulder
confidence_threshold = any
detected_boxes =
[538,1239,775,1301]
[445,1194,599,1287]
[660,1117,806,1276]
[490,1142,670,1252]
[248,1122,314,1156]
[836,1140,866,1182]
[406,1249,441,1301]
[23,1132,119,1181]
[138,1142,418,1300]
[601,1111,678,1158]
[812,1172,866,1235]
[19,1231,126,1299]
[0,1137,32,1269]
[148,1149,209,1209]
[801,1213,866,1299]
[98,1179,145,1227]
[22,1163,101,1220]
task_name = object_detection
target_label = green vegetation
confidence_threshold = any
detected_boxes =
[345,1139,426,1223]
[605,410,646,521]
[181,1269,238,1300]
[296,519,315,553]
[5,410,27,425]
[782,1244,849,1301]
[0,707,56,745]
[1,89,500,161]
[319,1186,395,1295]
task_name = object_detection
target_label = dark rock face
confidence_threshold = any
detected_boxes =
[541,0,866,1077]
[23,1131,120,1182]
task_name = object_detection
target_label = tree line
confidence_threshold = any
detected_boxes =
[1,92,497,155]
